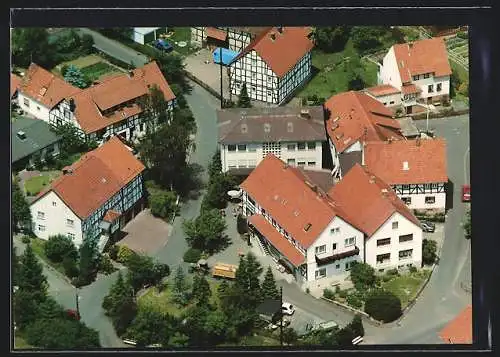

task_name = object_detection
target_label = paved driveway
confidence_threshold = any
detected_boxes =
[118,209,172,255]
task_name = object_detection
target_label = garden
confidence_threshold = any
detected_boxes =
[23,171,61,196]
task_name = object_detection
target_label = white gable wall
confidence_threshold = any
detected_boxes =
[365,212,423,271]
[306,216,365,281]
[366,92,402,107]
[379,47,403,89]
[30,191,84,247]
[17,92,51,122]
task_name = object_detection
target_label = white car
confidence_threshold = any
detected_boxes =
[281,302,295,315]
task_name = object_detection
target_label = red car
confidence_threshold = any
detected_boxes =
[462,184,471,202]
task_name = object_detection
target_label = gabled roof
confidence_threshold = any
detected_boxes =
[217,106,326,144]
[32,137,145,219]
[11,116,62,163]
[240,154,347,249]
[233,27,314,78]
[363,138,448,184]
[324,91,404,153]
[227,27,272,36]
[19,63,80,108]
[206,27,228,41]
[364,84,401,97]
[11,73,22,98]
[439,305,473,344]
[392,38,452,83]
[67,61,175,134]
[328,164,420,237]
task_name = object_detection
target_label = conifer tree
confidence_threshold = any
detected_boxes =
[261,266,280,301]
[237,83,252,108]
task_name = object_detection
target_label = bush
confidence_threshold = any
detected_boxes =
[44,234,78,263]
[323,288,335,300]
[458,82,469,97]
[382,274,392,282]
[457,31,468,40]
[22,235,31,244]
[349,262,376,290]
[61,64,69,77]
[338,289,348,299]
[108,245,119,261]
[149,189,177,219]
[335,285,341,294]
[346,293,363,309]
[409,265,418,274]
[236,214,248,234]
[116,245,137,266]
[364,289,402,322]
[62,255,79,278]
[386,268,399,277]
[349,314,365,337]
[422,239,438,265]
[99,254,116,275]
[183,248,202,263]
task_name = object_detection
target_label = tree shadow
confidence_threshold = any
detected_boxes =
[176,163,206,200]
[208,234,233,255]
[445,179,454,212]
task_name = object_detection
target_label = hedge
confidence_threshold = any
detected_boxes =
[183,248,202,263]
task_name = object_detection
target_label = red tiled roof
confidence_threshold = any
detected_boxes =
[206,27,228,41]
[364,84,401,97]
[392,38,452,83]
[234,27,314,78]
[19,63,80,108]
[68,61,175,134]
[324,91,404,153]
[32,137,145,219]
[439,305,473,344]
[248,215,305,266]
[103,209,121,223]
[364,139,448,184]
[328,164,420,237]
[401,84,421,95]
[241,154,345,249]
[11,73,22,98]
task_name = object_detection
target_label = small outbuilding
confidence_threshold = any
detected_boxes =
[131,27,167,45]
[213,47,239,66]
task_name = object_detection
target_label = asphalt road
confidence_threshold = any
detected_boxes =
[76,28,149,67]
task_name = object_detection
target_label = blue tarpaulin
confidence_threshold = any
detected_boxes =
[213,48,239,66]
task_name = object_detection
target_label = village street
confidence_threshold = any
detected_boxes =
[19,31,472,347]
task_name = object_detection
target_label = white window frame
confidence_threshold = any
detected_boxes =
[227,144,237,152]
[437,83,442,92]
[307,141,316,150]
[66,219,74,228]
[315,268,327,279]
[237,144,247,152]
[287,143,296,151]
[297,142,306,151]
[428,84,434,93]
[67,232,76,240]
[315,245,326,255]
[287,158,296,165]
[392,221,399,230]
[307,161,316,167]
[247,145,257,153]
[399,249,413,260]
[425,196,436,204]
[38,225,46,232]
[344,237,355,247]
[37,211,45,220]
[52,201,57,207]
[24,98,30,107]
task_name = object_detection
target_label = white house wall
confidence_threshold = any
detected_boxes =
[412,75,450,99]
[220,140,323,172]
[190,27,205,47]
[367,92,402,107]
[364,212,423,271]
[379,48,403,89]
[344,141,362,154]
[18,93,51,122]
[306,216,365,282]
[30,191,84,247]
[394,183,447,211]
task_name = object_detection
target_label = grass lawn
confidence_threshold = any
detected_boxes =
[80,61,122,82]
[30,237,67,276]
[234,334,281,346]
[298,40,379,100]
[24,171,61,196]
[382,270,431,308]
[167,27,196,56]
[450,61,469,105]
[14,333,33,349]
[138,277,222,317]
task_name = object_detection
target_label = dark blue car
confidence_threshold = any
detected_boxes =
[154,39,173,52]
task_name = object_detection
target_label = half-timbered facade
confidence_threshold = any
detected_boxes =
[229,27,313,105]
[47,61,176,144]
[29,137,146,251]
[190,27,269,52]
[378,38,452,113]
[217,106,327,173]
[363,138,448,213]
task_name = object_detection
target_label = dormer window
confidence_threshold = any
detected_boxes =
[270,33,276,41]
[304,223,312,232]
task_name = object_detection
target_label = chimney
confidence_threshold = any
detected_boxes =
[270,33,276,41]
[369,175,376,184]
[16,131,26,140]
[381,188,388,195]
[403,161,409,171]
[416,137,421,146]
[62,166,73,175]
[241,123,248,133]
[128,70,134,78]
[277,27,283,34]
[69,98,76,112]
[300,108,310,119]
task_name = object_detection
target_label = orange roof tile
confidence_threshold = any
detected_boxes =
[364,139,448,184]
[364,84,401,97]
[32,137,145,219]
[11,73,22,98]
[248,215,305,266]
[401,84,421,95]
[234,27,314,78]
[19,63,81,108]
[439,305,473,344]
[393,38,452,83]
[325,91,404,153]
[103,209,121,223]
[206,27,228,41]
[328,164,420,236]
[241,154,346,248]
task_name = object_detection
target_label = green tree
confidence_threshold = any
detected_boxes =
[208,150,223,181]
[343,55,366,91]
[63,64,89,89]
[348,314,365,337]
[80,34,95,53]
[102,272,137,336]
[25,318,100,348]
[464,209,471,239]
[12,246,20,286]
[182,208,228,253]
[44,234,79,263]
[237,83,252,108]
[52,29,82,54]
[335,325,356,347]
[18,244,47,295]
[126,253,169,292]
[310,26,351,53]
[233,252,263,310]
[149,189,178,219]
[351,26,391,54]
[11,28,56,68]
[349,262,376,290]
[172,266,191,306]
[37,297,65,320]
[127,307,176,347]
[76,238,99,286]
[283,327,299,345]
[139,85,171,134]
[204,310,228,345]
[183,248,202,263]
[192,275,211,306]
[154,53,192,93]
[422,239,438,265]
[182,304,210,346]
[202,173,236,210]
[165,332,189,347]
[261,266,280,301]
[364,289,402,322]
[12,182,32,233]
[14,289,44,328]
[51,122,88,155]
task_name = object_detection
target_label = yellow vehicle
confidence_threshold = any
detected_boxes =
[212,262,238,279]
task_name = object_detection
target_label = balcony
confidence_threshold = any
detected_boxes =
[315,246,360,266]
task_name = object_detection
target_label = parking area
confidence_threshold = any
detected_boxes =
[117,209,173,255]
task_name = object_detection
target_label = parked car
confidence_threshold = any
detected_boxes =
[281,302,295,316]
[154,39,173,52]
[421,221,436,233]
[462,184,471,202]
